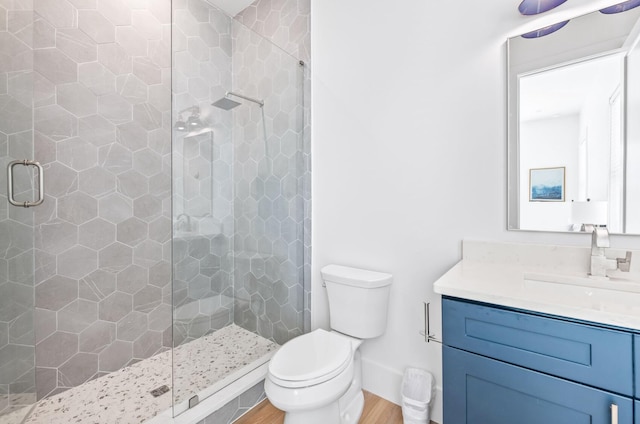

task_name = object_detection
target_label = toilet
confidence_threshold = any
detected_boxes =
[265,264,393,424]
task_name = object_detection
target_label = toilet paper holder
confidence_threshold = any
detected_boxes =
[419,301,441,344]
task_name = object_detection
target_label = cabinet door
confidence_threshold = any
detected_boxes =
[635,335,640,399]
[443,298,633,396]
[444,346,633,424]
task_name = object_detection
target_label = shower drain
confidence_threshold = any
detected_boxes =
[150,385,170,397]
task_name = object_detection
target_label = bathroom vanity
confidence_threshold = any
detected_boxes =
[434,241,640,424]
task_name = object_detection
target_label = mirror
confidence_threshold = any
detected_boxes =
[507,6,640,233]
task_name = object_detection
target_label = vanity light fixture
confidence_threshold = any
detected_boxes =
[518,0,567,15]
[600,0,640,14]
[521,20,569,38]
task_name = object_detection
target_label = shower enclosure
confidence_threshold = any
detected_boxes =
[0,0,309,422]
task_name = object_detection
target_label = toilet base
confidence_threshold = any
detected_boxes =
[283,402,340,424]
[340,388,364,424]
[279,389,364,424]
[339,349,364,424]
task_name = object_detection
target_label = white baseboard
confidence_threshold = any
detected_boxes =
[361,357,403,405]
[431,387,443,424]
[360,358,442,424]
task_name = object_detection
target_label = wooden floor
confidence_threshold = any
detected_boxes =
[235,390,436,424]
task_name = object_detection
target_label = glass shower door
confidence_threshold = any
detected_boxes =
[0,150,37,424]
[0,12,36,418]
[171,0,307,415]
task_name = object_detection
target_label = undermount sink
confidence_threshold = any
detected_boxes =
[520,271,640,314]
[523,271,640,294]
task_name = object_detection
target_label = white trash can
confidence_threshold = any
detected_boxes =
[401,367,434,424]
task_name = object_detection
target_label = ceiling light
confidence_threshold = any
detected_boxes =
[600,0,640,14]
[521,20,569,38]
[518,0,567,15]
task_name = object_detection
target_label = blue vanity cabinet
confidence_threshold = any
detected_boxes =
[444,346,633,424]
[442,297,635,424]
[636,335,640,399]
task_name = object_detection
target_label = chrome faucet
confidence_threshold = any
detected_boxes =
[588,226,632,278]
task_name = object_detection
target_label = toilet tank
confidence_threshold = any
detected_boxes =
[321,264,393,339]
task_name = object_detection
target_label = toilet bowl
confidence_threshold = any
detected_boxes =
[265,265,393,424]
[265,329,363,424]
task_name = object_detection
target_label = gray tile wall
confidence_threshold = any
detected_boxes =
[233,0,310,342]
[31,0,173,399]
[0,0,37,415]
[172,0,310,407]
[172,0,310,348]
[235,0,310,63]
[236,0,311,334]
[230,21,306,344]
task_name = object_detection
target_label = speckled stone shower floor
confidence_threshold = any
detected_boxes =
[16,325,278,424]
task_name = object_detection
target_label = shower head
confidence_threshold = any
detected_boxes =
[211,97,243,110]
[212,91,264,110]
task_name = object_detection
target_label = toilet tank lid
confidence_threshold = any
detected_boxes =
[321,264,392,288]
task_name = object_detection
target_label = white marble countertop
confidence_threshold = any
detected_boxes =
[433,240,640,331]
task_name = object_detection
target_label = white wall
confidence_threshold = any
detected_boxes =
[580,85,613,201]
[519,115,579,231]
[626,40,640,233]
[311,1,640,422]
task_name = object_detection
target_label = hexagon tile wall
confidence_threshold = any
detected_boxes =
[31,0,173,401]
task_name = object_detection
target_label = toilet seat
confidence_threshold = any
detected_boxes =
[269,329,353,388]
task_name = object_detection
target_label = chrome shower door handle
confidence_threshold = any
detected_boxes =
[7,159,45,208]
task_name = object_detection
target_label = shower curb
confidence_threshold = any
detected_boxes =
[146,362,269,424]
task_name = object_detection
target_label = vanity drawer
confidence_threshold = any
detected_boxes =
[443,298,633,396]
